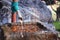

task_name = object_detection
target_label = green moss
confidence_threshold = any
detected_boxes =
[53,21,60,31]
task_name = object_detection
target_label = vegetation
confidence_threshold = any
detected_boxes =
[53,21,60,31]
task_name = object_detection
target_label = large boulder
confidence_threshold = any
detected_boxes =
[0,0,58,40]
[0,0,57,35]
[1,0,52,22]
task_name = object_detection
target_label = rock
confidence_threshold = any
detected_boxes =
[0,0,58,40]
[1,22,58,40]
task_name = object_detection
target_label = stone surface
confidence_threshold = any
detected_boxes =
[1,22,58,40]
[0,0,56,32]
[0,0,58,40]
